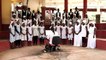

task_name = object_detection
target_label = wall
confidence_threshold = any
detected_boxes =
[25,0,45,12]
[1,0,11,24]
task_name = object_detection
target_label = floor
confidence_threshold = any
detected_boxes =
[0,45,106,60]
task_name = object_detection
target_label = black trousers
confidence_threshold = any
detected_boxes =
[45,44,58,52]
[39,37,45,45]
[82,37,87,47]
[33,36,38,45]
[14,39,21,47]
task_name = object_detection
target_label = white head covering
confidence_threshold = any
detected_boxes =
[77,19,80,23]
[57,21,60,24]
[13,13,16,16]
[83,20,86,23]
[16,19,19,22]
[23,16,26,18]
[69,22,72,25]
[89,20,96,27]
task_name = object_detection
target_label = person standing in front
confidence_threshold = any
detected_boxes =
[21,22,27,46]
[74,20,82,46]
[9,21,15,49]
[39,23,46,45]
[32,22,39,45]
[67,22,73,45]
[87,21,96,49]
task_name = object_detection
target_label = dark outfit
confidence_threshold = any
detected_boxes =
[68,12,73,19]
[56,12,61,19]
[32,13,36,24]
[74,11,79,18]
[33,36,38,45]
[26,10,31,19]
[22,10,27,20]
[44,36,61,52]
[14,26,21,47]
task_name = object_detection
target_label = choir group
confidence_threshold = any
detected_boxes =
[9,7,96,50]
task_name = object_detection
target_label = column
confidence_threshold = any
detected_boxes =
[0,0,2,31]
[83,0,87,18]
[64,0,68,13]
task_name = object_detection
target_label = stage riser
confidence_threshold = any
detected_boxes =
[96,30,106,38]
[0,40,10,52]
[96,40,106,50]
[96,23,106,30]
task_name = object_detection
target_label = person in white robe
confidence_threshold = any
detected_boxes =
[39,23,46,45]
[15,20,21,47]
[67,22,73,45]
[27,18,32,26]
[9,21,15,48]
[27,23,33,46]
[23,16,27,26]
[55,23,61,37]
[87,21,96,49]
[32,23,39,45]
[61,23,67,44]
[21,22,27,46]
[74,20,82,46]
[81,20,87,47]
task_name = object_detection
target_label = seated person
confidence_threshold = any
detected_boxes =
[44,30,61,52]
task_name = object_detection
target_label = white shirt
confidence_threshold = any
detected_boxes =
[21,26,27,34]
[32,25,39,36]
[75,24,80,33]
[39,26,45,34]
[67,26,73,34]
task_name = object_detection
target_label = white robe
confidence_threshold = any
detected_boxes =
[46,30,59,45]
[39,26,45,38]
[56,25,61,37]
[74,24,82,46]
[27,26,32,41]
[9,24,15,43]
[81,25,87,37]
[61,26,67,39]
[87,27,96,49]
[21,26,27,41]
[15,24,21,40]
[32,25,39,36]
[67,27,73,40]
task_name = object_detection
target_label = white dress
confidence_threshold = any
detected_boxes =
[15,24,21,40]
[67,26,73,40]
[27,19,32,25]
[21,26,27,41]
[87,27,96,49]
[81,25,87,37]
[56,25,61,37]
[39,26,45,38]
[27,26,32,41]
[34,18,39,25]
[9,24,15,43]
[74,24,82,46]
[61,26,67,39]
[23,20,28,26]
[37,14,41,20]
[32,25,39,36]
